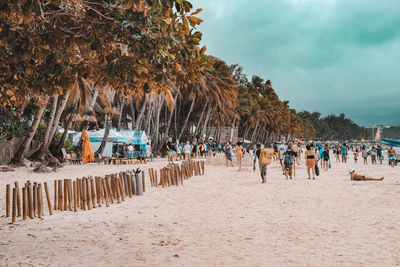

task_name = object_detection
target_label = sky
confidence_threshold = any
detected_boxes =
[191,0,400,126]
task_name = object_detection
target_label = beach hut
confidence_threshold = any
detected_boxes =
[118,130,149,155]
[72,129,129,157]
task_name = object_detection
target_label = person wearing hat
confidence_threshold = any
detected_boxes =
[349,168,384,181]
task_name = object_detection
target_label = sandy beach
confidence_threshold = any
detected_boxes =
[0,154,399,266]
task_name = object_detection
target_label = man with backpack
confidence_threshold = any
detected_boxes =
[283,147,296,179]
[254,143,273,183]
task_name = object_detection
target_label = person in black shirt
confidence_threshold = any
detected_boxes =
[283,148,296,179]
[166,137,173,164]
[321,147,330,171]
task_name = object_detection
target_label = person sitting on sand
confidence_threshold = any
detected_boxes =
[349,168,384,181]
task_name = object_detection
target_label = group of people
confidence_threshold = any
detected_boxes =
[220,139,392,183]
[165,137,222,164]
[112,143,152,162]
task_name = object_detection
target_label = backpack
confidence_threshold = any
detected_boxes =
[284,152,293,165]
[260,148,272,165]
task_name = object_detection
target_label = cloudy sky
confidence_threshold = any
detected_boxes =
[191,0,400,126]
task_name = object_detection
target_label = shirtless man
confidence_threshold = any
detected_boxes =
[349,168,384,181]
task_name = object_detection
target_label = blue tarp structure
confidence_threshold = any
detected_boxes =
[72,129,129,146]
[119,130,148,145]
[381,139,400,147]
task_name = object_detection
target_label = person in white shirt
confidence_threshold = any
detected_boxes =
[128,144,134,158]
[145,143,152,162]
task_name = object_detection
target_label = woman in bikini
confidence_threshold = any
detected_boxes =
[305,145,316,179]
[235,141,244,171]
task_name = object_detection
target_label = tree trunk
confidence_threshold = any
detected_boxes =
[135,99,147,131]
[200,107,211,138]
[129,97,135,129]
[30,95,59,161]
[194,101,208,137]
[159,94,177,150]
[178,94,196,141]
[144,97,154,135]
[250,124,258,143]
[243,125,250,140]
[56,113,73,155]
[117,99,125,131]
[152,95,163,150]
[96,115,110,156]
[10,95,50,165]
[48,89,71,146]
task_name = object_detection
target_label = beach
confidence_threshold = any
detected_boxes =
[0,154,399,266]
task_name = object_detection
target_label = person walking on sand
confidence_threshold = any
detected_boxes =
[254,143,273,183]
[341,143,348,163]
[145,142,152,162]
[278,141,288,174]
[321,146,330,171]
[283,146,296,180]
[388,146,396,167]
[183,141,191,160]
[305,145,316,179]
[377,145,383,164]
[353,148,359,163]
[224,141,234,167]
[236,140,244,171]
[335,144,341,162]
[361,146,368,165]
[370,147,377,165]
[349,168,384,181]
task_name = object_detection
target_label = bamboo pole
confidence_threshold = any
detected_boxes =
[154,170,158,187]
[33,183,37,217]
[15,182,21,217]
[77,178,81,208]
[58,180,63,211]
[63,179,68,211]
[101,178,109,207]
[68,179,73,211]
[27,181,33,219]
[6,184,10,217]
[37,184,42,218]
[142,171,146,192]
[105,176,113,204]
[12,188,17,223]
[73,181,77,212]
[43,182,53,215]
[127,173,133,198]
[118,177,125,201]
[54,180,58,210]
[22,186,27,220]
[90,178,96,208]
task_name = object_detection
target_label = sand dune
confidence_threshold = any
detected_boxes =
[0,154,399,266]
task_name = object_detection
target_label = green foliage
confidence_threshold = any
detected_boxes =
[298,111,368,141]
[33,123,46,142]
[0,116,29,140]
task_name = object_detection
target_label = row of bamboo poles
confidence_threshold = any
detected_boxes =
[4,160,205,224]
[148,160,205,187]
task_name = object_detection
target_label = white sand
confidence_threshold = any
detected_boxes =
[0,154,399,266]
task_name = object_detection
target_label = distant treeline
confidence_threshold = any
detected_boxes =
[381,126,400,140]
[298,111,368,141]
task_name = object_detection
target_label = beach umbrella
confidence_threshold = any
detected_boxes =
[112,107,120,116]
[82,111,97,123]
[66,113,83,123]
[81,130,94,164]
[102,106,114,115]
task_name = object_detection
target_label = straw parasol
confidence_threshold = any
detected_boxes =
[82,110,97,123]
[102,106,120,116]
[66,113,83,123]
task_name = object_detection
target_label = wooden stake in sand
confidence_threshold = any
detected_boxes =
[86,178,92,210]
[44,182,53,215]
[58,180,63,211]
[15,182,21,217]
[64,179,68,210]
[54,180,58,210]
[154,170,158,187]
[22,186,27,220]
[90,178,96,208]
[12,188,17,223]
[37,183,43,218]
[73,181,77,212]
[27,181,33,219]
[6,184,10,217]
[101,178,109,207]
[142,171,146,192]
[127,173,133,198]
[33,183,37,217]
